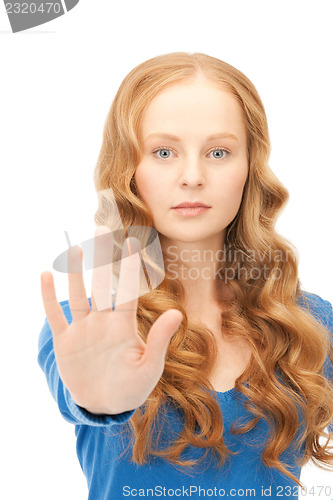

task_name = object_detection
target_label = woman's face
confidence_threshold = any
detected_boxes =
[134,76,248,247]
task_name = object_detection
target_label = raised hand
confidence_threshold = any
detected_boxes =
[40,226,183,415]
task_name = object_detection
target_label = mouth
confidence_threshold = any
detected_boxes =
[171,205,211,217]
[172,202,211,209]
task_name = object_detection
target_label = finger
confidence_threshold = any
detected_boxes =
[41,271,68,337]
[143,309,183,372]
[68,245,90,321]
[114,237,142,314]
[91,226,114,312]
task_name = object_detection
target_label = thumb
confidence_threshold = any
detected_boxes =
[143,309,183,373]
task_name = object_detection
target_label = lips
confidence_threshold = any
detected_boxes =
[172,202,211,208]
[171,205,211,217]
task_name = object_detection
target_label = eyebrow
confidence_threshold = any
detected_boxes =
[144,132,238,142]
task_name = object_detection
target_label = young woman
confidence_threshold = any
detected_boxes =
[38,52,333,499]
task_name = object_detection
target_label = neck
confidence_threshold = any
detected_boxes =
[159,231,227,311]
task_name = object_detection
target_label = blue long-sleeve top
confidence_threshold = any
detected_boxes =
[37,291,333,499]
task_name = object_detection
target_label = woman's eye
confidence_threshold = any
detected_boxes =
[152,147,174,159]
[209,148,230,159]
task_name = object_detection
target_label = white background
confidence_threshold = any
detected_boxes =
[0,1,332,498]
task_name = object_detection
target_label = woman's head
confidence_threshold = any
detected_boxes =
[134,75,248,250]
[94,52,277,248]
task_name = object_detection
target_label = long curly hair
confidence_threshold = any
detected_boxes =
[93,52,333,487]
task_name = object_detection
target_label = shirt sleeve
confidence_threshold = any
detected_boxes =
[297,292,333,433]
[37,299,136,427]
[322,299,333,434]
[310,295,333,433]
[322,299,333,382]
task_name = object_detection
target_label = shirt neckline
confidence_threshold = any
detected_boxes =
[215,386,238,401]
[214,380,251,401]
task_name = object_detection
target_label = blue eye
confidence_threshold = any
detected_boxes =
[152,147,174,159]
[209,148,229,159]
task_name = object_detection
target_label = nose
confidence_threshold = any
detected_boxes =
[178,154,205,188]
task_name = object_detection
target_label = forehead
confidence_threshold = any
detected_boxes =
[140,77,246,141]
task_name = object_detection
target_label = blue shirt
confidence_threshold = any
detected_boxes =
[37,291,333,499]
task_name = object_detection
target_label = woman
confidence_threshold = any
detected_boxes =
[38,52,333,499]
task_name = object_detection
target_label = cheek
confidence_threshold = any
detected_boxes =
[134,166,161,206]
[218,168,248,197]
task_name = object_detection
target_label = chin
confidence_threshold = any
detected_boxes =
[159,229,215,243]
